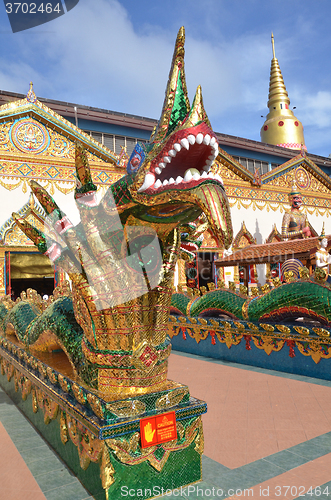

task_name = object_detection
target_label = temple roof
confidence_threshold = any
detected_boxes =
[215,236,330,267]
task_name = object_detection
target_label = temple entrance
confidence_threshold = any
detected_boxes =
[5,251,55,300]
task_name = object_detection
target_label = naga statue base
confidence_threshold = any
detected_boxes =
[0,335,206,500]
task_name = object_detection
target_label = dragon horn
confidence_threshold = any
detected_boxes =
[182,85,212,130]
[151,26,190,143]
[75,142,97,195]
[12,213,48,254]
[29,180,65,220]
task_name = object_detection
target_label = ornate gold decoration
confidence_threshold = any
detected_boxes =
[252,336,285,355]
[155,387,188,410]
[60,410,69,445]
[314,267,327,283]
[312,328,330,337]
[272,277,282,287]
[106,416,203,473]
[239,284,248,296]
[260,323,275,333]
[106,400,146,418]
[284,271,295,283]
[293,326,310,336]
[299,267,310,280]
[86,393,104,419]
[276,325,291,334]
[71,384,86,405]
[261,284,270,294]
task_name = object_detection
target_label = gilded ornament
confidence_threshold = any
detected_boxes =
[87,393,104,419]
[246,322,260,332]
[155,387,188,410]
[106,400,146,418]
[60,410,69,445]
[233,321,245,331]
[299,266,310,280]
[293,326,310,336]
[284,271,295,283]
[276,324,291,334]
[72,383,86,405]
[239,284,248,296]
[312,328,330,337]
[58,374,71,393]
[272,277,282,288]
[46,367,58,385]
[314,267,327,284]
[250,287,260,296]
[260,323,275,333]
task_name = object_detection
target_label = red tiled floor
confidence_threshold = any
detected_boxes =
[0,422,46,500]
[226,453,331,500]
[168,352,331,468]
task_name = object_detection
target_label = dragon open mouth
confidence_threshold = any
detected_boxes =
[138,124,223,194]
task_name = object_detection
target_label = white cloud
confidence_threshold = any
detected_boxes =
[0,0,330,156]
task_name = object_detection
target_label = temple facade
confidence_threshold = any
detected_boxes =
[0,35,331,295]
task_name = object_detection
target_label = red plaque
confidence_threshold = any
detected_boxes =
[140,411,177,449]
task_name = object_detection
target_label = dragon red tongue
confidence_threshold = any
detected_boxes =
[192,184,233,249]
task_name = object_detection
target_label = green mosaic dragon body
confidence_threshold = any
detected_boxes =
[171,277,331,326]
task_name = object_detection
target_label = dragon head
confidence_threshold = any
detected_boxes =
[113,27,233,250]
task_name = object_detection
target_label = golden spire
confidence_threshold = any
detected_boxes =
[260,33,305,151]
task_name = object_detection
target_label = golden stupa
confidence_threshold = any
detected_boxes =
[260,33,306,151]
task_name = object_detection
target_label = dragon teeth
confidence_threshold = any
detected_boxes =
[168,149,176,157]
[187,134,196,145]
[196,133,203,144]
[180,138,190,150]
[215,173,223,184]
[203,134,211,146]
[201,171,208,178]
[159,162,166,169]
[203,164,211,172]
[154,179,162,189]
[208,154,215,161]
[163,179,169,186]
[174,143,181,152]
[155,167,162,175]
[184,170,193,182]
[193,172,200,180]
[163,156,171,163]
[168,177,175,184]
[138,173,155,192]
[210,136,216,146]
[175,176,183,184]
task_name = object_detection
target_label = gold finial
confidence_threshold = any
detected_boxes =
[289,180,300,197]
[319,222,325,240]
[260,34,306,151]
[271,32,276,59]
[26,81,37,103]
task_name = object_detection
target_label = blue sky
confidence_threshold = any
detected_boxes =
[1,0,331,156]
